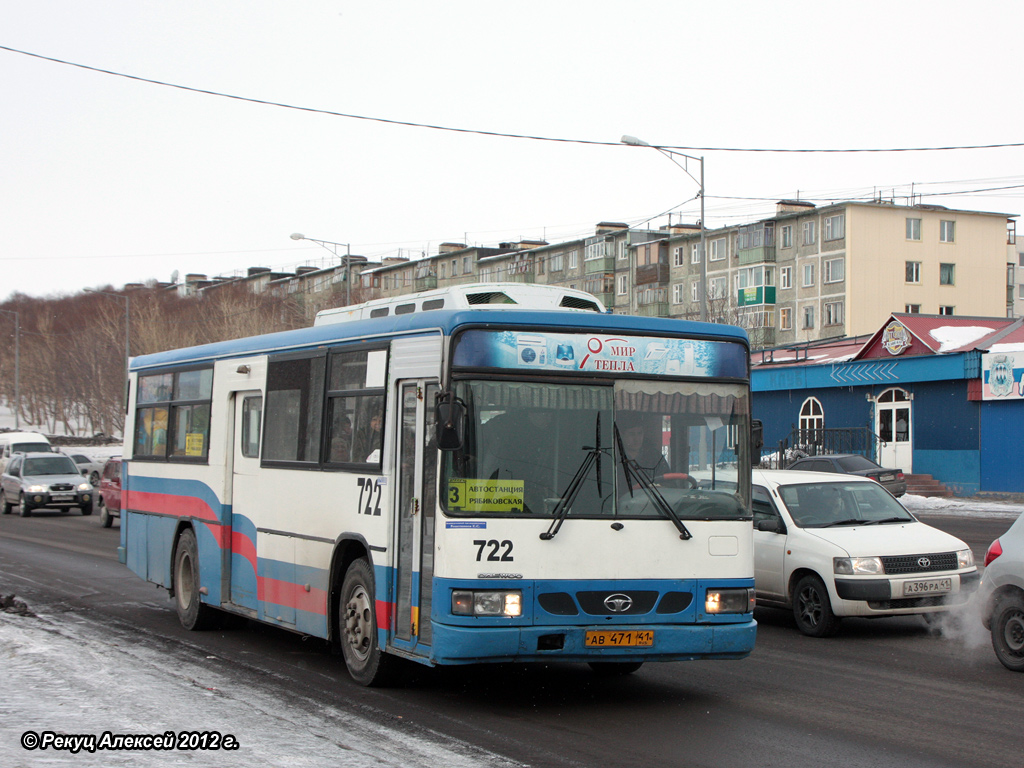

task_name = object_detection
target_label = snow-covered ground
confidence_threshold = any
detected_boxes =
[0,606,514,768]
[902,493,1023,519]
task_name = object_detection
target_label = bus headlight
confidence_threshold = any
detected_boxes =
[705,588,754,614]
[834,557,883,575]
[452,590,522,617]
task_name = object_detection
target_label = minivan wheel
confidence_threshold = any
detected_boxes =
[792,574,841,637]
[991,594,1024,672]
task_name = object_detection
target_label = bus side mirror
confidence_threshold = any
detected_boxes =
[751,419,763,466]
[435,392,466,451]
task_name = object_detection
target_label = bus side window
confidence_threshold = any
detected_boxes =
[241,396,263,458]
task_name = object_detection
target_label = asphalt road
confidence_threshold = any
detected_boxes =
[1,508,1021,768]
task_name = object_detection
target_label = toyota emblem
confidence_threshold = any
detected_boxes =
[604,593,633,612]
[918,557,931,569]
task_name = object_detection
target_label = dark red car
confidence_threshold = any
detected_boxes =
[98,457,122,528]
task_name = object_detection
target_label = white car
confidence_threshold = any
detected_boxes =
[751,469,979,637]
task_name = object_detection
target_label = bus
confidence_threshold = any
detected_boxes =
[119,284,757,685]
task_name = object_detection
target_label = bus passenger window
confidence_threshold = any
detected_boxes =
[241,396,262,458]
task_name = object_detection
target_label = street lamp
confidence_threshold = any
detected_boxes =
[290,233,353,306]
[621,135,708,323]
[85,289,130,401]
[0,309,20,429]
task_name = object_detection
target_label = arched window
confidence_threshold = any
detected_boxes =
[799,397,824,444]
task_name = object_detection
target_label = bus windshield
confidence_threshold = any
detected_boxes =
[441,378,751,521]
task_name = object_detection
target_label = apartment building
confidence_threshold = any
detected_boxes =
[655,200,1015,347]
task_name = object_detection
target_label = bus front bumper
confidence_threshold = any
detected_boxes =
[424,619,757,665]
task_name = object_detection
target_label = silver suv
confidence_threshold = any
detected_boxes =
[978,514,1024,672]
[0,452,95,517]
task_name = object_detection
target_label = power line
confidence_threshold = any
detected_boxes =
[3,44,1024,155]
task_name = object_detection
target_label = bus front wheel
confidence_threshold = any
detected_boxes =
[173,528,218,631]
[339,558,395,686]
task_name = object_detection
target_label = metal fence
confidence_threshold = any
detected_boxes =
[760,427,881,469]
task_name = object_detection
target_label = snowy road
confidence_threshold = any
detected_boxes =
[0,606,515,768]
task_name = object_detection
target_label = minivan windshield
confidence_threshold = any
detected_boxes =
[778,481,914,528]
[440,378,750,522]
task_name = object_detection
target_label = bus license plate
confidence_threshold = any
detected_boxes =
[585,630,654,647]
[903,578,951,596]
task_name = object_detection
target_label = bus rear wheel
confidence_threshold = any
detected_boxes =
[173,528,218,631]
[339,558,395,686]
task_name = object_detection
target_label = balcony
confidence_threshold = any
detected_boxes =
[584,256,616,274]
[737,223,776,265]
[635,263,669,286]
[636,302,670,318]
[737,286,776,306]
[415,274,437,291]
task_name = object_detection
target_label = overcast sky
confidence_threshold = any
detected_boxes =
[2,0,1023,300]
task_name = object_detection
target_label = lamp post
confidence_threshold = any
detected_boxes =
[85,289,130,401]
[621,135,708,323]
[290,233,353,306]
[0,309,20,429]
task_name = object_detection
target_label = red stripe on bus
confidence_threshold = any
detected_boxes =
[231,530,257,572]
[376,599,394,630]
[124,490,219,523]
[258,576,328,616]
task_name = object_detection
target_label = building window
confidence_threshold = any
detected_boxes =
[708,276,727,299]
[709,238,726,262]
[1019,285,1024,300]
[691,243,703,264]
[463,256,470,274]
[824,214,845,241]
[568,250,578,269]
[617,274,628,295]
[550,253,563,272]
[440,262,447,278]
[802,263,815,287]
[906,218,922,241]
[781,225,793,248]
[940,263,955,285]
[803,305,815,329]
[672,283,685,304]
[824,301,844,326]
[905,304,921,313]
[939,305,955,315]
[940,220,955,243]
[780,266,792,289]
[800,397,824,433]
[906,261,921,283]
[617,240,628,261]
[824,258,845,283]
[691,281,700,302]
[803,220,817,245]
[779,306,792,330]
[673,246,685,267]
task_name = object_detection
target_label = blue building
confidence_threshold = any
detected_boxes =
[752,313,1024,495]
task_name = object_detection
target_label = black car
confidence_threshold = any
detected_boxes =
[785,453,907,497]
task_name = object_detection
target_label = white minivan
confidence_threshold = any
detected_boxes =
[752,468,979,636]
[0,432,52,474]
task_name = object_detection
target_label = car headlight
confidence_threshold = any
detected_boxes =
[705,588,754,614]
[834,556,884,575]
[77,482,92,492]
[452,590,522,617]
[26,484,47,493]
[957,549,974,569]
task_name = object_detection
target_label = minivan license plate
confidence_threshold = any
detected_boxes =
[903,578,951,596]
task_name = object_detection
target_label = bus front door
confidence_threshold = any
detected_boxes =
[392,380,439,654]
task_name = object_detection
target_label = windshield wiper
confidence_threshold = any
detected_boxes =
[540,414,606,541]
[614,424,691,541]
[861,516,912,525]
[822,518,863,527]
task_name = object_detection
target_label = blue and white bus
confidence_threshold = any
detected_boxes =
[119,284,757,685]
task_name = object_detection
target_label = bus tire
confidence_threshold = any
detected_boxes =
[792,574,841,638]
[173,528,218,631]
[588,661,644,676]
[340,558,395,686]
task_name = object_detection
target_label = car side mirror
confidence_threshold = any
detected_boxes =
[757,518,782,533]
[435,391,466,452]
